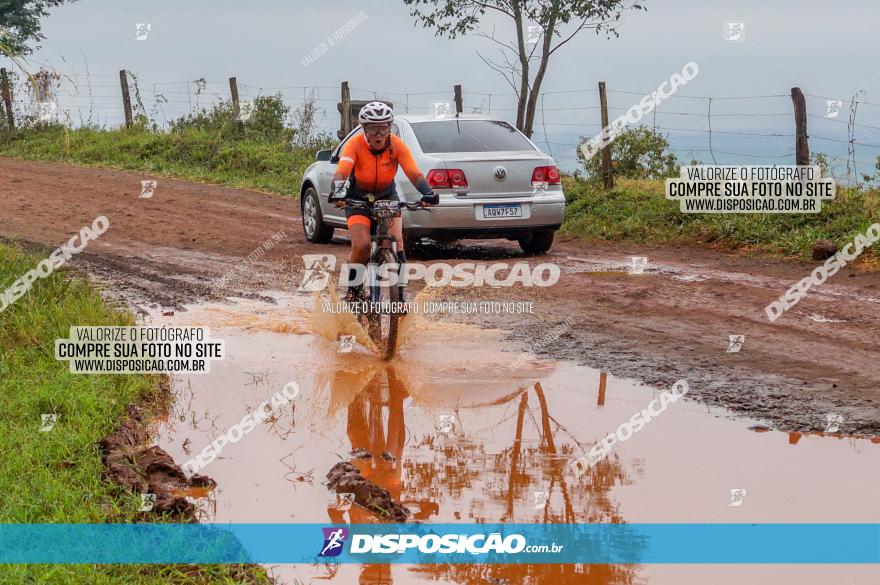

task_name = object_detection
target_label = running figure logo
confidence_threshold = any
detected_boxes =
[299,254,336,292]
[727,334,745,353]
[630,256,648,275]
[319,527,349,557]
[139,180,157,199]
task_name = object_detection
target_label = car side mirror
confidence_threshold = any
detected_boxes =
[316,149,332,162]
[330,155,340,164]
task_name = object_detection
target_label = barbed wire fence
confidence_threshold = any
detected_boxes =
[2,66,879,184]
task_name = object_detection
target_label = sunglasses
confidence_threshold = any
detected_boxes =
[364,126,391,136]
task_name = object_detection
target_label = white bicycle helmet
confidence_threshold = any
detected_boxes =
[358,101,394,125]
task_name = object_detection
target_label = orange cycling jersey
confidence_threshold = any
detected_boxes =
[337,134,422,197]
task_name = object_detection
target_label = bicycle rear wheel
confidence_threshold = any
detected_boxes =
[368,249,402,360]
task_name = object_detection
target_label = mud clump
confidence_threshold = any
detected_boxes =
[99,379,215,520]
[326,462,410,522]
[812,239,838,260]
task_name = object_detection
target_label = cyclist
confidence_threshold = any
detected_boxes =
[329,101,438,303]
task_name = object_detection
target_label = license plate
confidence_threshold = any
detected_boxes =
[482,203,522,218]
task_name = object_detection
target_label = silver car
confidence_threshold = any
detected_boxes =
[300,114,566,254]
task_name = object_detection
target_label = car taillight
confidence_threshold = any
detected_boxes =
[448,168,468,187]
[532,165,561,185]
[427,168,468,188]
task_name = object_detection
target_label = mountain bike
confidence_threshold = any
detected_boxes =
[341,197,431,359]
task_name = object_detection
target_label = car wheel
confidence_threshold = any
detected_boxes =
[302,187,334,244]
[518,231,555,255]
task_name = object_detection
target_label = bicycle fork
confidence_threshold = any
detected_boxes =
[367,240,407,304]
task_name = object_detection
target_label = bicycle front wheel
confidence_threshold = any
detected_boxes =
[368,248,402,360]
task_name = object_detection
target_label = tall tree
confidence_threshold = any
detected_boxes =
[402,0,642,137]
[1,0,72,56]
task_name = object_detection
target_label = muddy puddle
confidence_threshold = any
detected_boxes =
[151,291,880,585]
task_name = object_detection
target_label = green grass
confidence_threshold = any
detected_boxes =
[562,177,880,261]
[0,242,270,584]
[0,125,317,196]
[2,125,878,263]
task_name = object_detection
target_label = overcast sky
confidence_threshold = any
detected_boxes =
[8,0,880,172]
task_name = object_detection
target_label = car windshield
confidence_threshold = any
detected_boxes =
[410,120,536,153]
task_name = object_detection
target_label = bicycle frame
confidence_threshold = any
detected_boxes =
[367,208,402,300]
[343,198,426,301]
[338,196,430,359]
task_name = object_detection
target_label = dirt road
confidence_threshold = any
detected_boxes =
[2,157,879,434]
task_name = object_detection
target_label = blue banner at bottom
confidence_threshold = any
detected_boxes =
[0,524,877,564]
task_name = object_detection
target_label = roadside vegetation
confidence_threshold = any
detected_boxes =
[565,127,880,262]
[0,90,332,196]
[1,82,877,262]
[0,241,270,584]
[562,177,879,261]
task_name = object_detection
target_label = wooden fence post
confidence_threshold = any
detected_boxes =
[229,76,243,130]
[791,87,809,166]
[341,81,352,137]
[119,70,133,129]
[0,68,14,129]
[454,84,463,115]
[598,81,614,189]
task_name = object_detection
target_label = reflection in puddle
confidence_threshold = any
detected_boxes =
[152,293,880,585]
[171,485,216,499]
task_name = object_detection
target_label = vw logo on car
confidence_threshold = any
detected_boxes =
[493,166,507,180]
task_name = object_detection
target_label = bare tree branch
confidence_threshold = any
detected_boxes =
[476,50,520,95]
[402,0,640,136]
